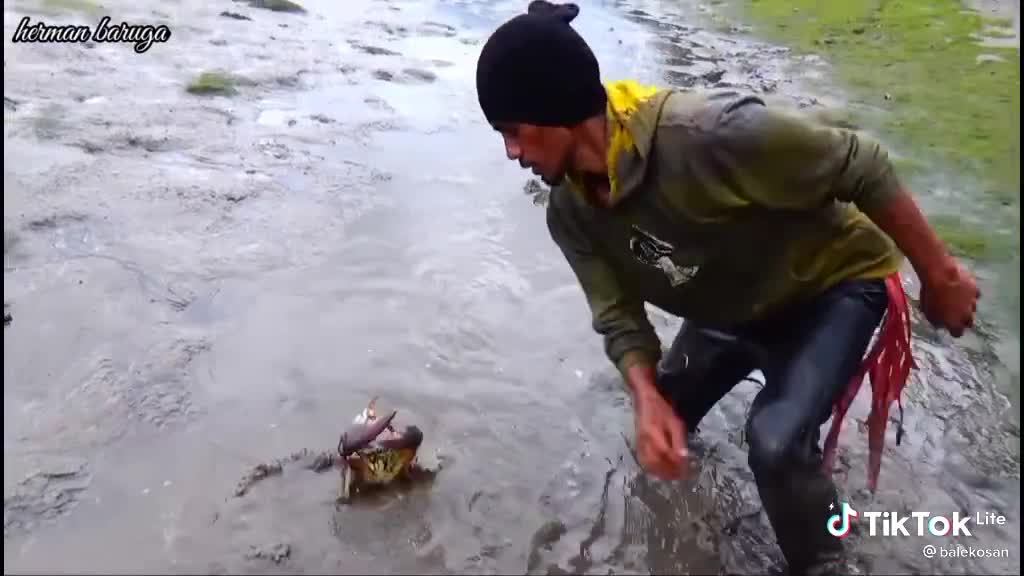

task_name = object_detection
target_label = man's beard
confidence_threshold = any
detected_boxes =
[540,172,564,186]
[538,158,569,187]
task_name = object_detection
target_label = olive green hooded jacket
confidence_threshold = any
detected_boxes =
[546,80,904,377]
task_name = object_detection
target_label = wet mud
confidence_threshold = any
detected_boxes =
[4,0,1019,574]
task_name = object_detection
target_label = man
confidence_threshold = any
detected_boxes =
[475,2,980,574]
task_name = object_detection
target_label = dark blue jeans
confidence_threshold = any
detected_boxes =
[655,278,888,572]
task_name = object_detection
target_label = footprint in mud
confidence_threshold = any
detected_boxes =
[203,106,240,126]
[701,69,726,84]
[664,70,700,88]
[270,71,307,88]
[220,11,252,21]
[75,132,185,155]
[245,542,291,565]
[364,20,408,37]
[28,103,66,141]
[661,54,697,68]
[256,138,292,160]
[24,212,88,233]
[417,21,457,37]
[62,338,207,431]
[124,133,183,153]
[4,457,91,537]
[372,68,437,85]
[625,9,685,34]
[356,119,403,134]
[349,41,400,57]
[4,231,27,264]
[72,140,105,154]
[756,79,779,93]
[363,96,395,113]
[402,68,437,83]
[651,40,717,63]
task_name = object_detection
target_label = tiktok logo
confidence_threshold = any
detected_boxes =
[827,501,858,538]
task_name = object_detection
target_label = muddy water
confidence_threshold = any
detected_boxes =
[3,0,1019,574]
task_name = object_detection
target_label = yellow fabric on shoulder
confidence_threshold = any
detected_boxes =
[564,79,662,203]
[603,80,662,202]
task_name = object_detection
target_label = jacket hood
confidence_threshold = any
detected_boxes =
[568,79,672,207]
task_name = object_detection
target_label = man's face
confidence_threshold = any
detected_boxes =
[493,122,574,186]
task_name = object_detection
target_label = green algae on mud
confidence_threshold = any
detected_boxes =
[13,0,104,16]
[930,215,1001,258]
[186,72,239,96]
[41,0,103,14]
[729,0,1020,260]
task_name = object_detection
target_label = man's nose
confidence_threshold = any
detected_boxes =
[503,137,521,161]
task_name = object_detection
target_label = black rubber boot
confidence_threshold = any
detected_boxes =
[755,464,845,574]
[750,426,847,576]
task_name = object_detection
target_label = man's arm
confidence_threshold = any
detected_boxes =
[864,187,979,335]
[546,190,687,479]
[867,187,951,282]
[544,190,662,385]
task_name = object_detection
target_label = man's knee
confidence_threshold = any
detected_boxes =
[746,402,799,474]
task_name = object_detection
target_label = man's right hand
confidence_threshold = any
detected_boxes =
[625,361,688,480]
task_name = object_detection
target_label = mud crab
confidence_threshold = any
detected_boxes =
[336,397,425,501]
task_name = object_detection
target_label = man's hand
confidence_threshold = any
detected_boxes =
[867,187,981,337]
[623,360,688,480]
[920,256,980,337]
[634,387,688,479]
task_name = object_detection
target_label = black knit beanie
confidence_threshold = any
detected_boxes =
[476,1,607,127]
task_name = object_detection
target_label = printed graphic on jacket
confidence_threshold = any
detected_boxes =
[628,225,700,287]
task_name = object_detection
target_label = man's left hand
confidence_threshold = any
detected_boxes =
[920,256,980,337]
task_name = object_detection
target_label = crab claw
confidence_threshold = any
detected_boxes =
[353,396,380,426]
[375,425,424,451]
[338,409,396,457]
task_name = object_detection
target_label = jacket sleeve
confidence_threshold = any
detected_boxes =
[686,95,903,217]
[546,190,662,377]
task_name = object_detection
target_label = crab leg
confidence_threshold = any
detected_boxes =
[339,461,352,502]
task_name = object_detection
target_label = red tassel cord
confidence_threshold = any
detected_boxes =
[821,273,917,491]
